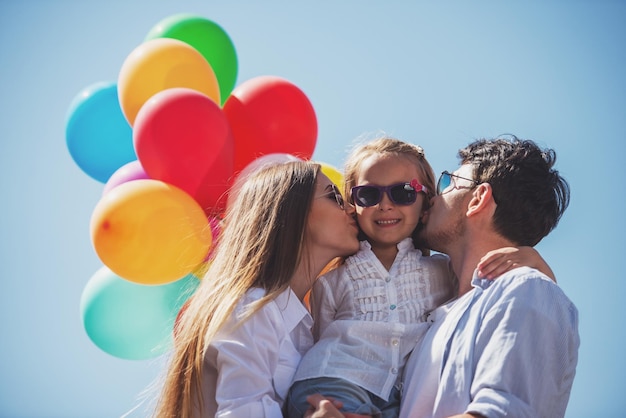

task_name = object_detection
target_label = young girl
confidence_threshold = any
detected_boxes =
[286,137,554,418]
[153,160,360,417]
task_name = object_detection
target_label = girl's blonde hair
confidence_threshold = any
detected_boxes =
[343,136,436,250]
[153,160,321,417]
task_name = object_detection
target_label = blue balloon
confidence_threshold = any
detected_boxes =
[66,81,136,183]
[80,266,199,360]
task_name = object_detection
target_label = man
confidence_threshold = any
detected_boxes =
[306,136,579,418]
[399,137,579,417]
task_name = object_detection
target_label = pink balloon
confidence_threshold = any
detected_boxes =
[226,153,302,210]
[134,88,234,216]
[208,216,222,240]
[204,215,223,262]
[103,160,150,195]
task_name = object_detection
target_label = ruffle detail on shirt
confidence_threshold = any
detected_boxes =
[342,238,450,324]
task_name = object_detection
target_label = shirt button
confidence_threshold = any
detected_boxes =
[390,304,397,310]
[391,367,398,374]
[385,276,391,282]
[392,339,399,346]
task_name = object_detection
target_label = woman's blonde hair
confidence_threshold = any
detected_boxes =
[343,136,436,250]
[153,160,321,417]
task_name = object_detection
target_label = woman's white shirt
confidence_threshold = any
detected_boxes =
[201,287,313,417]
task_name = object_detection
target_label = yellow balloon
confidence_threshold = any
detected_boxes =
[319,162,344,193]
[118,38,220,126]
[90,180,212,284]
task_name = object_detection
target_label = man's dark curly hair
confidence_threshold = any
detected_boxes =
[459,135,570,246]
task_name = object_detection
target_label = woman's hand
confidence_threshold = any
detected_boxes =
[477,246,556,282]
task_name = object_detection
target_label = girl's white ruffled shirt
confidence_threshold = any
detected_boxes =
[293,238,456,400]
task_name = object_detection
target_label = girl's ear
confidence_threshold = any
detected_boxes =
[466,183,495,217]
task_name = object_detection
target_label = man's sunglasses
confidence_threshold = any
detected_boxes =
[436,171,480,195]
[351,179,428,207]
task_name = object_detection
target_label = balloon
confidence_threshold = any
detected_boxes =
[319,162,344,194]
[226,153,302,210]
[134,88,234,215]
[173,297,191,339]
[65,81,135,183]
[145,13,238,105]
[102,160,150,195]
[223,76,317,173]
[80,266,199,360]
[202,216,223,262]
[237,153,303,181]
[90,179,212,284]
[208,216,222,243]
[118,38,220,126]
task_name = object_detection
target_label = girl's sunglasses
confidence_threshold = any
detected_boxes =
[351,179,428,207]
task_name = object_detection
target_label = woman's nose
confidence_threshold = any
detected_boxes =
[344,202,356,215]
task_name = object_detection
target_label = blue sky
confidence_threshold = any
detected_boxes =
[1,1,624,417]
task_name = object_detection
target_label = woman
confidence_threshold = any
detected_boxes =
[153,160,360,417]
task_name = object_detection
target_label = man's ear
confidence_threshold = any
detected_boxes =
[466,183,495,217]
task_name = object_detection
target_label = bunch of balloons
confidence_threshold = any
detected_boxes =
[66,13,343,360]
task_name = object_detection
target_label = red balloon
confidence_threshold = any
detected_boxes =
[223,76,317,174]
[134,88,234,215]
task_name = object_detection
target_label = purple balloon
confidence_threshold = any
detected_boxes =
[103,160,150,195]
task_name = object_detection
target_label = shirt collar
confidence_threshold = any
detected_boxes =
[275,287,313,333]
[471,268,495,291]
[359,237,415,253]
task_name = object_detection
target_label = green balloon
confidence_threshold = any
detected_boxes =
[145,14,238,105]
[80,267,200,360]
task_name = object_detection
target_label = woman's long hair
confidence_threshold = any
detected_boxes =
[153,160,321,417]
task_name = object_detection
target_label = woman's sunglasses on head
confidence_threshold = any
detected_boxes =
[319,184,345,210]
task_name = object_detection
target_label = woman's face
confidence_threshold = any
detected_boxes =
[306,173,360,260]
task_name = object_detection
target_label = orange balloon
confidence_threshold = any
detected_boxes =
[90,179,212,284]
[118,38,220,125]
